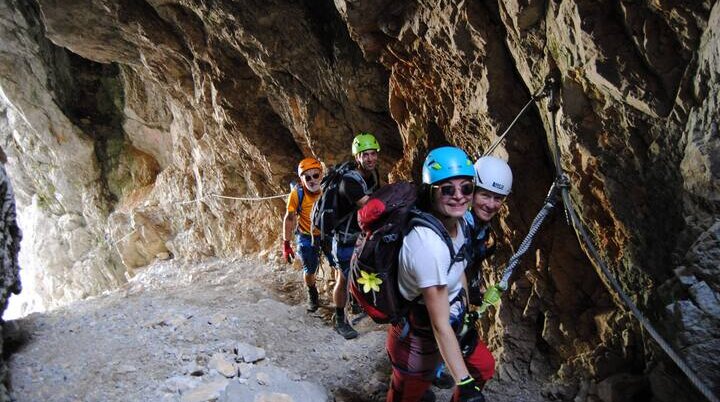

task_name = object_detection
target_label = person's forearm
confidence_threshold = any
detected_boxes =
[283,214,296,241]
[432,321,469,382]
[424,286,471,382]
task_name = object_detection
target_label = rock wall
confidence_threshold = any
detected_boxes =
[0,0,718,400]
[0,160,22,401]
[0,1,126,314]
[337,0,719,399]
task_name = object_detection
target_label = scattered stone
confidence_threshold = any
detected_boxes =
[181,378,230,402]
[4,258,540,402]
[219,366,327,402]
[256,372,271,385]
[163,375,202,393]
[254,393,293,402]
[209,354,237,378]
[235,343,265,363]
[237,363,253,380]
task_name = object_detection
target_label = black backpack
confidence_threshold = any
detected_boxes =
[310,161,366,239]
[348,182,471,324]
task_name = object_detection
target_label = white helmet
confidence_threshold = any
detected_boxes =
[474,156,513,196]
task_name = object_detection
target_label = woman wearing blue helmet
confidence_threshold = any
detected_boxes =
[386,146,493,402]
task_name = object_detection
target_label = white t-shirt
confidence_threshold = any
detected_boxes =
[398,221,468,303]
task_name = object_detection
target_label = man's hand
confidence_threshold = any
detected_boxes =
[457,377,485,402]
[282,240,295,263]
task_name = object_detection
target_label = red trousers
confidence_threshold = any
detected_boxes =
[385,322,495,402]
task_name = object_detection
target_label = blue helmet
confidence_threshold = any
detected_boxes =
[422,146,475,184]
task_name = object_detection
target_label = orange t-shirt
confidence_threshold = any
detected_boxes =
[286,186,320,235]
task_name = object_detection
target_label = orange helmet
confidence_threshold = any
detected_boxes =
[297,157,322,176]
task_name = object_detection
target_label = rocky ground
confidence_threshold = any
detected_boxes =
[3,257,546,402]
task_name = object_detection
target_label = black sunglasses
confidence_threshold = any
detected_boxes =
[432,182,474,197]
[303,173,321,181]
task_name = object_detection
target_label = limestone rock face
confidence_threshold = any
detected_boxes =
[0,0,718,400]
[0,1,126,314]
[0,163,21,401]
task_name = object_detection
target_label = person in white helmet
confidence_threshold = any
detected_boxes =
[465,155,513,305]
[433,156,513,391]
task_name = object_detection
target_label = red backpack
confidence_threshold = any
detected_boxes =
[349,182,468,324]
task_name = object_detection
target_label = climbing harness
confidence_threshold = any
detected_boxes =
[478,74,720,402]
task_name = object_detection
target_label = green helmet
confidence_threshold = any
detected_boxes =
[351,133,381,156]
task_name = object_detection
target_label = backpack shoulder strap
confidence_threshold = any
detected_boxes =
[407,210,468,273]
[341,169,369,195]
[458,218,471,259]
[335,165,368,233]
[459,218,471,245]
[407,210,455,258]
[296,185,304,214]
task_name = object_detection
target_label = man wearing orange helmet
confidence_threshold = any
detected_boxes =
[283,157,336,312]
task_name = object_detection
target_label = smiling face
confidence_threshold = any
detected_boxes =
[472,189,506,222]
[355,149,378,172]
[431,177,474,219]
[300,168,322,193]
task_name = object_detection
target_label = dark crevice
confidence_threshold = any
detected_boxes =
[52,52,126,205]
[301,0,348,65]
[15,0,127,207]
[426,121,451,151]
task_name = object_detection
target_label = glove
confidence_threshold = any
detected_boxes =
[457,377,485,402]
[477,284,503,314]
[282,240,295,263]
